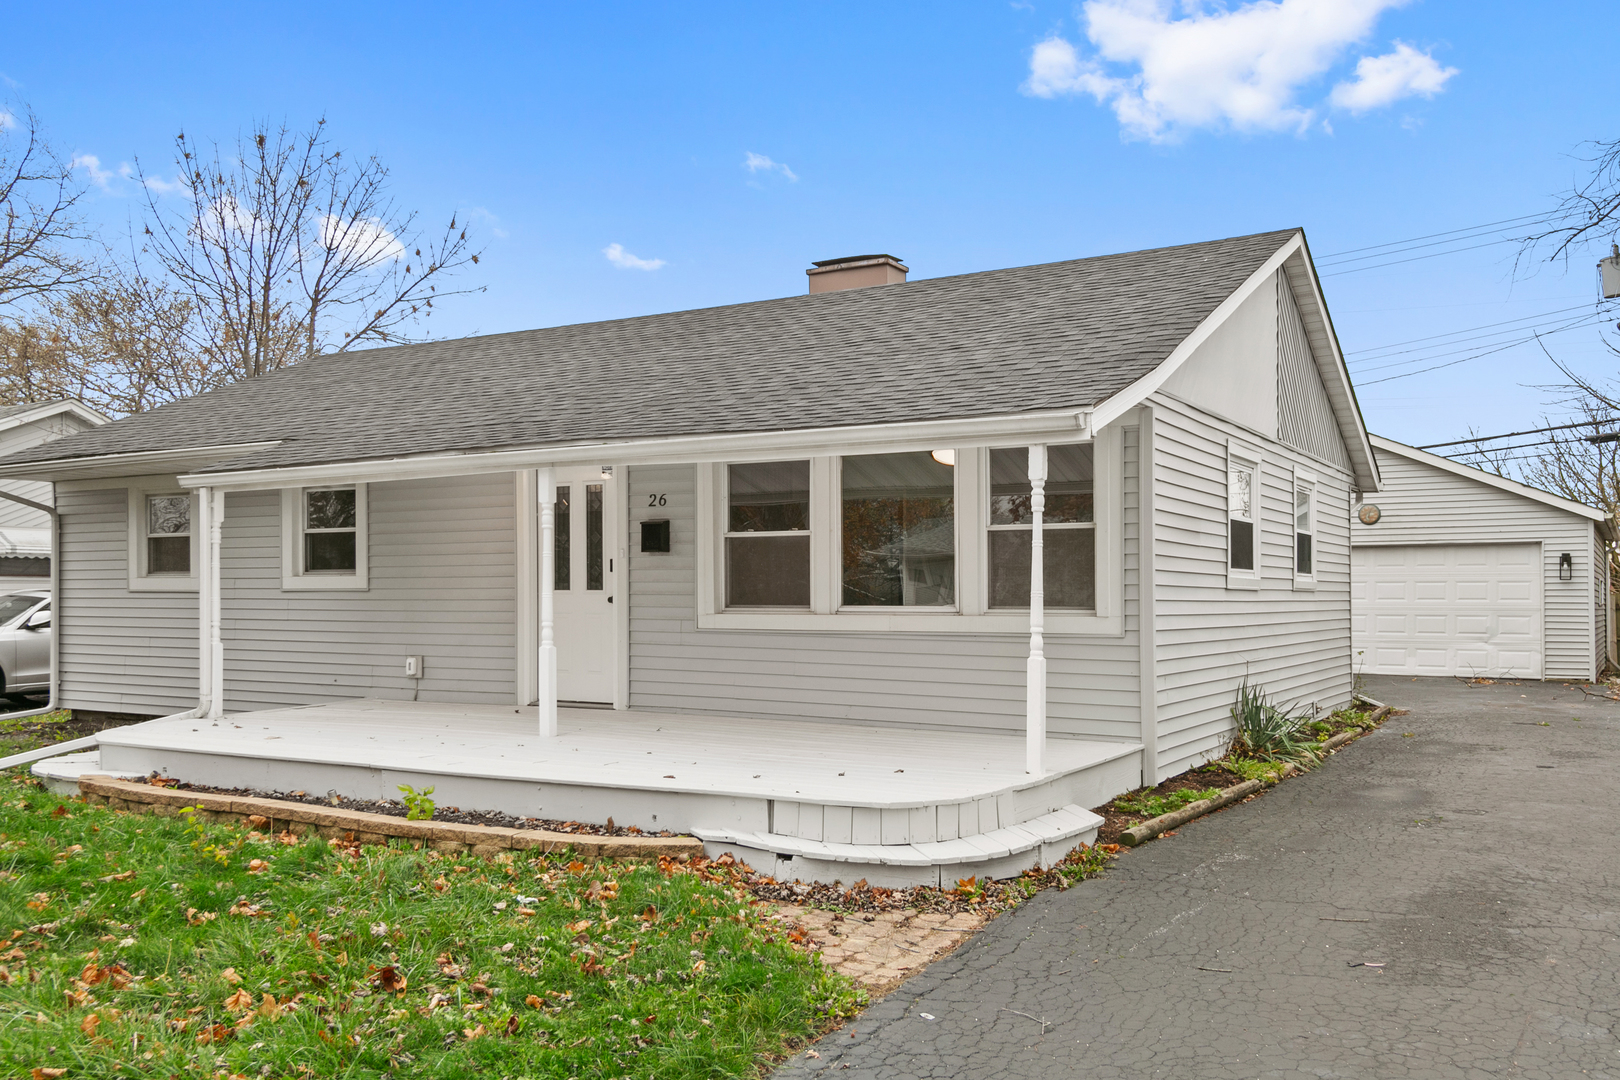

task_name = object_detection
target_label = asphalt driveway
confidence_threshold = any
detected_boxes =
[777,675,1620,1080]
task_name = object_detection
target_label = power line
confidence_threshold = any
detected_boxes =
[1318,212,1560,260]
[1319,237,1533,278]
[1418,418,1620,450]
[1353,314,1608,383]
[1344,303,1596,360]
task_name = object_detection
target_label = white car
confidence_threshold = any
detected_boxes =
[0,591,50,700]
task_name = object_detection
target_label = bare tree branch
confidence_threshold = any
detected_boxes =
[131,117,484,386]
[0,102,97,314]
[1520,138,1620,267]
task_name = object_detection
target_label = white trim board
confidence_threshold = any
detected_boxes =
[1367,434,1610,526]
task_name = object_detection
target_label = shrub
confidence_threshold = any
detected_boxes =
[397,783,436,821]
[1229,681,1320,766]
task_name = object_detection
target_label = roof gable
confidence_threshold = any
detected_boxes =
[1370,434,1609,524]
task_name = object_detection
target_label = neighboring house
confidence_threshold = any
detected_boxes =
[0,230,1377,884]
[1351,434,1615,681]
[0,400,109,592]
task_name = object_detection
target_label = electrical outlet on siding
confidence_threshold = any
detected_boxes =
[404,655,425,679]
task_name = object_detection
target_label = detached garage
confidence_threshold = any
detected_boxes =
[1352,435,1615,681]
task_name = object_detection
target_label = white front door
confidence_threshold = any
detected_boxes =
[1351,543,1543,678]
[551,468,617,703]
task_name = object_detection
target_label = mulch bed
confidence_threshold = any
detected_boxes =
[157,778,678,838]
[1090,707,1388,845]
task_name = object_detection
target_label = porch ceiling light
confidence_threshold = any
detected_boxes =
[930,449,957,467]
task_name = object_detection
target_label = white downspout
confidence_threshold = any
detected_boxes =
[1026,444,1047,776]
[1137,408,1158,787]
[537,468,558,738]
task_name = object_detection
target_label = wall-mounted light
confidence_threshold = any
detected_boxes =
[600,465,614,480]
[930,449,957,466]
[1560,552,1574,581]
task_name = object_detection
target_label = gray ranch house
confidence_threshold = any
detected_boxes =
[0,229,1378,885]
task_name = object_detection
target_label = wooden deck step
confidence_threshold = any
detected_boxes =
[693,803,1103,886]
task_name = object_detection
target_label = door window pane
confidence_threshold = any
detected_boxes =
[554,486,571,590]
[989,445,1094,524]
[725,461,811,608]
[989,528,1096,609]
[586,484,604,591]
[841,452,955,607]
[146,494,191,574]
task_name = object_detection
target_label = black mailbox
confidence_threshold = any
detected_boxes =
[641,519,671,553]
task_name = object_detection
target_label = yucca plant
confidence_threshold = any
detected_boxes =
[1229,680,1320,766]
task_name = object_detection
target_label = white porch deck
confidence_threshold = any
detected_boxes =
[94,700,1136,887]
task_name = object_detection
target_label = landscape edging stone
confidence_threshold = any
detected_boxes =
[74,774,704,859]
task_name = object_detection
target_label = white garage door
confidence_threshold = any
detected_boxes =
[1351,543,1542,678]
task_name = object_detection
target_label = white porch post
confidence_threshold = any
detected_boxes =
[537,468,558,738]
[1026,444,1047,776]
[196,486,212,716]
[197,487,225,720]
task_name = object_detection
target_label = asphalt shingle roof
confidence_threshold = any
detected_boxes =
[0,229,1298,474]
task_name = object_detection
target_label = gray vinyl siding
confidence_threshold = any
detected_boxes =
[1148,393,1355,777]
[625,430,1145,742]
[57,475,517,715]
[1357,448,1601,681]
[58,487,198,715]
[1277,274,1349,470]
[1596,531,1608,674]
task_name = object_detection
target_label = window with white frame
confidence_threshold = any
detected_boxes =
[127,480,198,591]
[281,484,368,589]
[303,488,358,572]
[987,444,1096,609]
[1228,454,1258,575]
[840,451,955,607]
[699,431,1125,631]
[1294,474,1315,580]
[725,460,810,607]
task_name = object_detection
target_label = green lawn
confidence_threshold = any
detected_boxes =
[0,774,861,1079]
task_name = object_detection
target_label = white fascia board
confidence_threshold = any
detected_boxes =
[1283,240,1380,493]
[1090,234,1301,434]
[0,399,112,436]
[0,442,282,482]
[179,409,1095,492]
[1370,433,1609,522]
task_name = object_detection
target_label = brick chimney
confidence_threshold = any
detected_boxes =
[806,254,909,294]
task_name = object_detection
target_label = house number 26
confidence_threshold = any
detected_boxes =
[647,494,667,507]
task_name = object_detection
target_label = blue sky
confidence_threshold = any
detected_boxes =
[6,1,1616,450]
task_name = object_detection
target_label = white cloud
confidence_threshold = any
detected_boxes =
[603,243,665,271]
[142,174,190,197]
[0,111,15,132]
[319,214,406,267]
[1023,0,1455,141]
[72,153,119,191]
[1329,41,1456,113]
[743,151,798,182]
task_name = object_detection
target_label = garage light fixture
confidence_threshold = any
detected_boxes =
[1559,552,1573,580]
